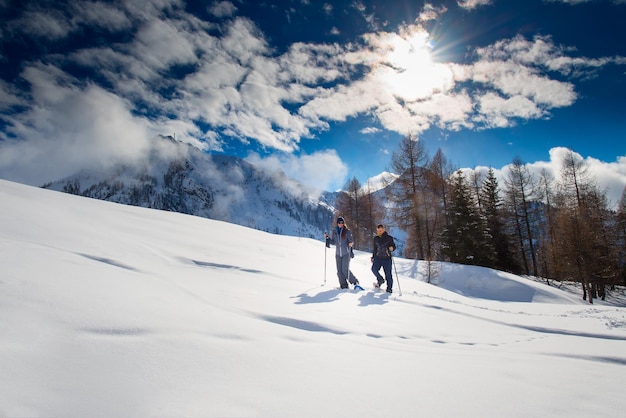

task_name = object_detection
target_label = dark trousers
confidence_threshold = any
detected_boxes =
[372,257,393,291]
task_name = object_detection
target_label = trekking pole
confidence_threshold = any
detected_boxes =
[323,233,327,286]
[391,255,402,296]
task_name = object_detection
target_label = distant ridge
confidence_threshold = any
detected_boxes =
[43,135,337,238]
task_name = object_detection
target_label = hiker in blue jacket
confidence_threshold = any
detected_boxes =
[325,217,359,289]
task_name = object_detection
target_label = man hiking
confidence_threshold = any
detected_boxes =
[371,224,396,293]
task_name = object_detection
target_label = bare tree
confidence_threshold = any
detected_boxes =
[616,187,626,286]
[334,176,385,251]
[535,168,558,283]
[552,150,618,303]
[503,157,539,276]
[430,148,452,228]
[361,179,385,251]
[387,134,430,259]
[469,169,485,210]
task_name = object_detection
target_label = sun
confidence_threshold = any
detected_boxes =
[374,27,453,102]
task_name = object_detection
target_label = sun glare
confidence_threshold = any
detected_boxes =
[375,28,453,102]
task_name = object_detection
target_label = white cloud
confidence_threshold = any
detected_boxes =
[14,9,74,39]
[0,66,152,185]
[72,1,133,32]
[407,92,474,131]
[457,0,493,10]
[418,4,448,22]
[2,3,625,187]
[475,92,545,128]
[209,1,238,18]
[479,147,626,210]
[0,79,26,110]
[360,127,381,134]
[131,19,198,73]
[539,148,626,207]
[469,60,577,107]
[246,150,348,193]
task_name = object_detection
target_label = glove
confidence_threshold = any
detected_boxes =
[350,247,354,258]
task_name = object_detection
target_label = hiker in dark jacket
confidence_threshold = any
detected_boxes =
[371,224,396,293]
[325,217,358,289]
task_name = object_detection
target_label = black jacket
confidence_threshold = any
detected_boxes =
[372,232,396,259]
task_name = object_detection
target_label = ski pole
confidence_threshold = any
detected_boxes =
[323,234,327,286]
[391,255,402,296]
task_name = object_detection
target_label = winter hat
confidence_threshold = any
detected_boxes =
[337,217,345,224]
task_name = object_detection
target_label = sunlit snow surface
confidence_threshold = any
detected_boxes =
[2,180,625,417]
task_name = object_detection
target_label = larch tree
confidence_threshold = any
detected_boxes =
[503,157,540,276]
[387,134,430,259]
[553,150,617,303]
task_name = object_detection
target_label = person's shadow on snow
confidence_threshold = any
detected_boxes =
[293,289,390,306]
[358,291,390,306]
[293,289,343,304]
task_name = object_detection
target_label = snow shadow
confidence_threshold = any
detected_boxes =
[191,259,263,274]
[513,324,626,341]
[259,315,349,335]
[80,327,150,337]
[293,289,343,304]
[293,288,390,306]
[358,290,390,306]
[548,353,626,366]
[76,253,139,271]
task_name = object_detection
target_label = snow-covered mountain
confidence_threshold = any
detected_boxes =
[43,135,337,238]
[2,179,626,417]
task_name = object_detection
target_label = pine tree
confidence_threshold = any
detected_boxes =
[480,168,519,272]
[441,170,493,266]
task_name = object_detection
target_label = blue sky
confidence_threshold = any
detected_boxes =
[0,0,625,202]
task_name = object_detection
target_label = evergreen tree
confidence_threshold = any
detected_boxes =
[441,170,493,266]
[480,168,519,273]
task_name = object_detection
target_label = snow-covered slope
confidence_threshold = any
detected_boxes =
[43,135,336,238]
[2,180,626,418]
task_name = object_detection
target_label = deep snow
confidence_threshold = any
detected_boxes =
[1,179,626,417]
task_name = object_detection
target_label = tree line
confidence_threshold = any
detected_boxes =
[335,135,626,303]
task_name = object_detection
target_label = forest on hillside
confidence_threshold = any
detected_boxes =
[335,135,626,304]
